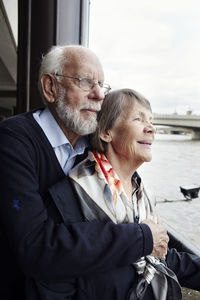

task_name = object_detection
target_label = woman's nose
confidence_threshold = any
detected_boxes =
[145,122,156,134]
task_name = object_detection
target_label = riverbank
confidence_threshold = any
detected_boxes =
[182,287,200,299]
[156,197,200,250]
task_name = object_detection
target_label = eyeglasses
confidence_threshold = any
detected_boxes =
[54,74,111,95]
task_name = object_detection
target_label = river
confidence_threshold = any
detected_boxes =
[138,133,200,250]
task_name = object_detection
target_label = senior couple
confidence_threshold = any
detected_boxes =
[0,45,199,300]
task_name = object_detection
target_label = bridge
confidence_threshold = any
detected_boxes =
[153,113,200,139]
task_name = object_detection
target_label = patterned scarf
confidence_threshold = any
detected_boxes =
[69,151,155,224]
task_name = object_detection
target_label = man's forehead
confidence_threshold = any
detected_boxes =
[66,48,97,65]
[65,52,104,79]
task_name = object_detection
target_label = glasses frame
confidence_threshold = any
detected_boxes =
[54,73,111,95]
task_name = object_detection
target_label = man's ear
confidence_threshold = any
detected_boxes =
[40,74,58,103]
[99,130,112,142]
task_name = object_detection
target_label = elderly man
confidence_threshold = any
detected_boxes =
[0,45,168,299]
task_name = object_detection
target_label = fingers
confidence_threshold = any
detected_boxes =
[142,218,169,260]
[156,214,163,224]
[151,236,169,259]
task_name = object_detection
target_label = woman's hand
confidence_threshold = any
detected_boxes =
[142,218,169,259]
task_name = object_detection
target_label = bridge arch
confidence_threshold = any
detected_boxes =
[153,113,200,140]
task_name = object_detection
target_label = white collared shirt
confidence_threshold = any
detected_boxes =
[33,107,88,175]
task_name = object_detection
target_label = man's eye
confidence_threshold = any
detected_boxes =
[82,78,92,84]
[98,82,104,88]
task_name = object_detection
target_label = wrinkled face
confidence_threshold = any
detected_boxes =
[108,101,155,167]
[55,50,105,135]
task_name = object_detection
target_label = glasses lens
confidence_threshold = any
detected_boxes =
[80,78,111,94]
[80,78,93,91]
[102,84,111,95]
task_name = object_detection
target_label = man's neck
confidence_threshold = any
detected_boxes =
[49,107,81,147]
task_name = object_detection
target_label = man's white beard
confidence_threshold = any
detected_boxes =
[55,87,101,135]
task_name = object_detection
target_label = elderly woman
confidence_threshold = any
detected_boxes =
[70,88,156,225]
[35,89,199,300]
[68,88,181,299]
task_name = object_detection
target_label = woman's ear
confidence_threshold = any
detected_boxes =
[99,130,112,142]
[40,74,58,103]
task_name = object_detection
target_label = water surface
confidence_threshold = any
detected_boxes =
[139,133,200,248]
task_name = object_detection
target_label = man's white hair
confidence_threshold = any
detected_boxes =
[38,45,87,102]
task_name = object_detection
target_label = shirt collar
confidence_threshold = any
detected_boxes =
[33,107,88,153]
[132,171,141,188]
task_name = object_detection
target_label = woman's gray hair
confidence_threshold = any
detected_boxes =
[91,88,152,153]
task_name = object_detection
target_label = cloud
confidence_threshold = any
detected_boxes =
[89,0,200,114]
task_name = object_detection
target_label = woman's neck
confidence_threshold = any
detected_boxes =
[105,148,138,201]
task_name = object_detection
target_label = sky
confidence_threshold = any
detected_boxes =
[89,0,200,115]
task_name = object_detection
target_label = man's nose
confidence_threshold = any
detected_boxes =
[88,83,105,101]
